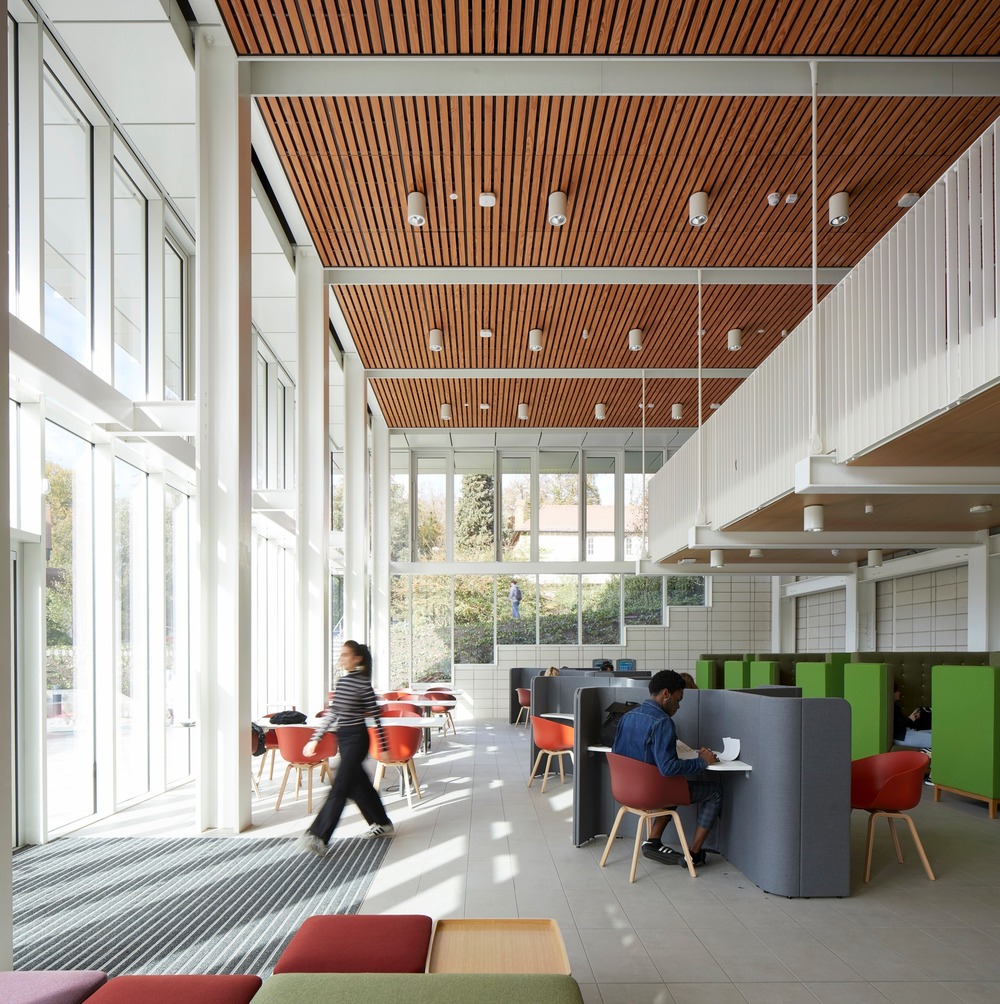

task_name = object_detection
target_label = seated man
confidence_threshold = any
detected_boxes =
[612,669,722,867]
[893,685,932,750]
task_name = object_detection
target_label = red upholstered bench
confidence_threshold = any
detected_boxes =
[83,975,261,1003]
[273,914,433,974]
[0,970,107,1004]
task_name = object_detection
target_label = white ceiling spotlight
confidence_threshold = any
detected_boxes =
[671,403,683,421]
[709,549,725,568]
[785,193,798,204]
[897,192,920,208]
[478,192,497,208]
[678,557,697,565]
[688,191,709,226]
[766,191,781,206]
[709,402,721,410]
[440,403,452,421]
[479,402,490,411]
[828,191,850,226]
[547,190,568,226]
[628,328,643,352]
[479,328,492,339]
[748,548,763,558]
[727,328,742,351]
[528,327,543,352]
[428,328,444,352]
[803,504,825,532]
[594,402,606,421]
[517,403,529,421]
[868,548,883,567]
[969,503,994,514]
[406,191,427,227]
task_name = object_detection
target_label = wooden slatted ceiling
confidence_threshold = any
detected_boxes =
[259,94,1000,270]
[217,1,1000,56]
[371,377,744,428]
[336,283,827,371]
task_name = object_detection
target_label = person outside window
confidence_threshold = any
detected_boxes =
[509,580,522,619]
[612,669,722,867]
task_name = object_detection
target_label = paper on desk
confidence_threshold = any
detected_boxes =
[676,740,699,760]
[716,737,740,761]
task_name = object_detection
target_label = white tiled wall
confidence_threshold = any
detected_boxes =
[875,565,969,651]
[795,589,847,651]
[456,575,773,718]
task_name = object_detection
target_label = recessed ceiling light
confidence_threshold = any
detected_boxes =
[898,192,920,208]
[449,192,458,201]
[479,403,489,410]
[478,192,496,208]
[766,191,781,206]
[479,328,492,338]
[709,402,721,410]
[969,504,993,514]
[756,329,765,334]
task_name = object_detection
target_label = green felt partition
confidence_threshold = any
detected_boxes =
[932,664,1000,799]
[749,661,778,687]
[694,659,718,689]
[843,662,890,759]
[723,659,750,689]
[796,661,845,699]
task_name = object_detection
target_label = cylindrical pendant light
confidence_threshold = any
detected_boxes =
[803,504,824,532]
[407,191,427,227]
[868,549,883,567]
[428,328,443,352]
[709,549,725,568]
[547,190,567,226]
[517,403,529,421]
[688,191,709,226]
[671,403,683,421]
[828,191,850,226]
[628,328,643,352]
[528,328,543,352]
[594,402,606,421]
[727,328,742,351]
[440,403,452,421]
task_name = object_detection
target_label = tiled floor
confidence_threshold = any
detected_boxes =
[80,720,1000,1003]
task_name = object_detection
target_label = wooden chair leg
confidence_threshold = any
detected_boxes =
[600,805,629,869]
[527,749,545,788]
[373,762,385,792]
[887,816,904,863]
[629,809,648,882]
[541,752,555,794]
[408,759,422,800]
[275,764,293,810]
[251,767,260,798]
[558,752,566,785]
[901,814,936,880]
[306,766,314,813]
[863,810,879,883]
[669,811,698,878]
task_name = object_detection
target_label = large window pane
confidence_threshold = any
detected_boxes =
[45,423,95,830]
[113,163,146,398]
[389,574,411,688]
[331,455,344,532]
[539,574,578,645]
[115,459,149,804]
[454,452,495,560]
[164,486,190,784]
[497,573,536,645]
[454,575,494,663]
[624,576,664,625]
[624,451,663,560]
[254,355,267,488]
[43,74,91,362]
[585,455,615,560]
[415,457,446,560]
[163,239,185,400]
[582,574,620,644]
[412,575,452,683]
[500,455,531,560]
[667,575,706,606]
[539,452,580,560]
[390,453,409,561]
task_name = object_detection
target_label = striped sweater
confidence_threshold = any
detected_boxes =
[311,670,387,750]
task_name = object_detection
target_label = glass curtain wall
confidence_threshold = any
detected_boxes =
[163,486,190,784]
[538,574,578,645]
[44,423,96,831]
[112,164,146,398]
[582,574,620,644]
[389,453,409,561]
[500,455,531,560]
[585,456,616,560]
[454,575,494,662]
[415,456,446,560]
[624,451,662,559]
[539,452,580,560]
[163,239,185,400]
[454,453,495,560]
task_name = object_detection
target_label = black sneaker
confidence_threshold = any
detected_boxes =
[688,849,707,866]
[641,841,682,865]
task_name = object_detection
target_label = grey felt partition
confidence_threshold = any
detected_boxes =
[573,685,851,898]
[508,667,595,723]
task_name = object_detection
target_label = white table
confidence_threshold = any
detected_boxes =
[586,745,752,778]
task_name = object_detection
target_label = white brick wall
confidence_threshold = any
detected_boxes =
[795,590,847,651]
[875,565,969,651]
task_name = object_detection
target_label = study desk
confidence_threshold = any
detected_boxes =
[586,744,753,778]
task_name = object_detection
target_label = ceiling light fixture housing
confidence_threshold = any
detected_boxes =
[671,403,683,421]
[767,191,781,206]
[868,548,883,567]
[897,192,920,208]
[428,328,443,352]
[828,191,850,226]
[479,328,492,339]
[439,403,452,421]
[748,548,763,558]
[528,328,543,352]
[517,403,529,421]
[969,503,994,514]
[547,190,568,226]
[678,557,697,565]
[478,192,496,208]
[803,504,825,532]
[709,549,725,568]
[407,191,427,227]
[594,402,606,421]
[628,328,643,352]
[727,328,742,351]
[688,190,709,226]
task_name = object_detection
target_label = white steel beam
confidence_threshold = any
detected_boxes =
[366,367,754,380]
[795,455,1000,494]
[325,266,850,286]
[248,57,1000,99]
[688,526,981,550]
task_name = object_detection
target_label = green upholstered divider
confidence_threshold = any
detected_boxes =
[796,661,845,698]
[694,659,718,689]
[932,664,1000,799]
[723,660,750,689]
[749,661,778,687]
[843,662,890,759]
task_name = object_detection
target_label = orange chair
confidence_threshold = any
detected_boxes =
[383,701,422,715]
[274,727,337,812]
[851,750,935,882]
[369,724,423,805]
[527,716,575,793]
[425,690,457,735]
[382,690,416,702]
[514,688,531,727]
[381,707,422,718]
[599,752,697,881]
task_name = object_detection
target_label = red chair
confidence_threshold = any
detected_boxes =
[851,750,935,882]
[599,752,697,881]
[425,690,457,735]
[514,688,531,727]
[381,707,422,718]
[274,727,337,813]
[383,701,422,715]
[527,716,575,793]
[369,725,423,805]
[382,690,416,702]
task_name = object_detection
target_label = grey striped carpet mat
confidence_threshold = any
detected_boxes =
[13,836,390,977]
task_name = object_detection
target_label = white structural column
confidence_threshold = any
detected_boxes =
[294,249,330,705]
[194,29,253,832]
[371,416,390,685]
[343,353,368,642]
[968,543,990,650]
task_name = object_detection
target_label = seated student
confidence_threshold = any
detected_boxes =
[893,685,932,750]
[612,669,722,867]
[599,660,615,672]
[679,672,698,690]
[542,666,560,677]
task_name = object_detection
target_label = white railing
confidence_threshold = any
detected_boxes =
[649,116,999,553]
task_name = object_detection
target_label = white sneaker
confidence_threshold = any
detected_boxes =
[297,832,327,856]
[363,822,395,838]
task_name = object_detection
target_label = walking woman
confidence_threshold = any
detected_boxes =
[298,640,394,855]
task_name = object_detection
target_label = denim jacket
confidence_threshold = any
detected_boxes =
[611,698,706,776]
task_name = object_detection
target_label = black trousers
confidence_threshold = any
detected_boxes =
[308,724,391,842]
